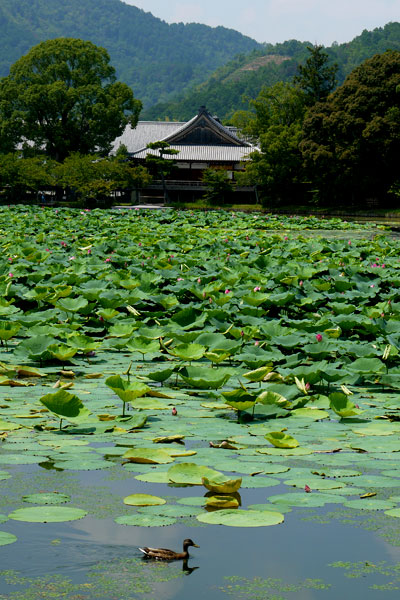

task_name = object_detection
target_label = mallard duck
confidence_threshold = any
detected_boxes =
[139,538,199,560]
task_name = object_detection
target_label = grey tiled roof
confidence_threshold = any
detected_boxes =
[112,121,186,154]
[133,144,256,162]
[111,109,259,162]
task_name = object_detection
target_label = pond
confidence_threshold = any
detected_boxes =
[1,207,400,599]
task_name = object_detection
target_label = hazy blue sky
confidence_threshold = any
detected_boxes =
[123,0,399,45]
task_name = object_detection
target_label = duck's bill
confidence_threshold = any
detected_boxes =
[193,543,200,548]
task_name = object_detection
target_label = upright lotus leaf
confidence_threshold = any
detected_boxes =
[56,297,88,313]
[146,367,174,382]
[257,390,289,407]
[179,366,232,389]
[265,431,299,449]
[67,334,101,353]
[170,343,206,361]
[329,392,363,418]
[105,375,151,416]
[39,389,90,429]
[202,474,242,494]
[48,344,78,363]
[0,321,21,344]
[15,335,56,362]
[243,365,274,382]
[126,336,160,358]
[107,323,136,338]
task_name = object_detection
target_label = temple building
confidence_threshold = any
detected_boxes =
[112,106,258,203]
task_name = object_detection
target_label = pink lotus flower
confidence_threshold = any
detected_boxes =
[105,258,111,262]
[177,277,184,282]
[254,341,259,346]
[305,485,312,493]
[315,334,323,342]
[225,289,231,294]
[299,280,303,287]
[197,278,201,284]
[8,272,13,278]
[172,407,177,416]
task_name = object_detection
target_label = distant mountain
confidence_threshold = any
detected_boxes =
[143,22,400,122]
[0,0,261,107]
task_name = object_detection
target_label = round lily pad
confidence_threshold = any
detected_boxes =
[167,463,222,485]
[196,508,284,527]
[0,470,10,481]
[0,531,17,546]
[135,471,170,483]
[115,514,176,527]
[22,493,71,505]
[123,448,174,464]
[0,514,8,524]
[240,475,281,489]
[138,504,202,517]
[283,477,346,490]
[123,494,166,507]
[0,454,48,465]
[9,506,87,522]
[52,459,112,471]
[268,493,328,507]
[177,497,205,506]
[343,499,396,510]
[385,508,400,518]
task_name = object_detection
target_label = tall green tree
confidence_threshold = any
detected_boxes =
[294,45,338,106]
[145,141,179,203]
[234,82,307,204]
[301,50,400,204]
[0,38,142,161]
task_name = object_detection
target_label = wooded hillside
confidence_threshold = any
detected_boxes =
[0,0,260,108]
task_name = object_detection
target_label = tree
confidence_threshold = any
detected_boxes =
[55,154,151,206]
[301,50,400,204]
[202,168,234,205]
[294,45,338,106]
[233,82,307,204]
[145,141,179,203]
[0,38,142,162]
[0,153,57,203]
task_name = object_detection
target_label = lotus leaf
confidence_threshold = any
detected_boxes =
[123,448,174,464]
[123,494,166,506]
[0,531,17,546]
[167,462,222,485]
[329,393,363,418]
[9,506,87,522]
[202,475,242,493]
[39,390,90,426]
[196,508,284,527]
[22,493,71,505]
[265,431,299,449]
[179,366,232,389]
[115,514,176,527]
[205,495,239,508]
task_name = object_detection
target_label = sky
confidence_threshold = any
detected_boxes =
[123,0,399,45]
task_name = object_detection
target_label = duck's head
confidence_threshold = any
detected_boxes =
[183,538,200,549]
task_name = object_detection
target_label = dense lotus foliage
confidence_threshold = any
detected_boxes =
[1,206,400,539]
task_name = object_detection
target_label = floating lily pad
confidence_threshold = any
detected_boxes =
[138,504,202,517]
[196,508,284,527]
[123,448,174,464]
[167,462,222,485]
[0,531,17,546]
[385,508,400,518]
[135,471,170,483]
[123,494,166,507]
[9,506,87,522]
[22,493,71,505]
[0,470,11,480]
[115,514,176,527]
[343,499,396,510]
